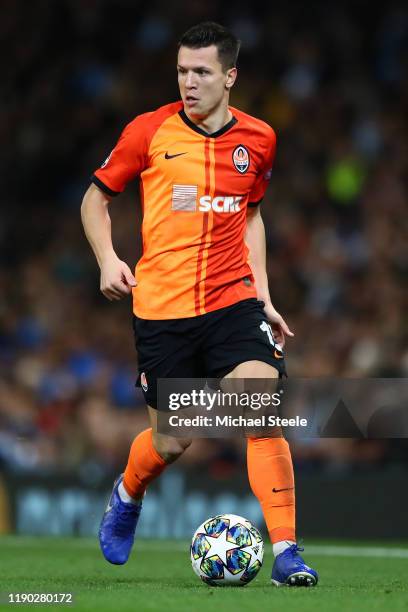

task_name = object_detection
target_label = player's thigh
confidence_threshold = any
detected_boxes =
[222,359,280,396]
[223,362,283,439]
[148,405,192,461]
[225,360,279,379]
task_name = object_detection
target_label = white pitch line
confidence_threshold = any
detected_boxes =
[133,542,408,559]
[1,538,408,559]
[306,545,408,559]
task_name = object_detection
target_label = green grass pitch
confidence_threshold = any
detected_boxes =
[0,537,407,611]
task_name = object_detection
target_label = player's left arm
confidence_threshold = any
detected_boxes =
[245,205,294,347]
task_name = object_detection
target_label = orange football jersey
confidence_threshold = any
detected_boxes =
[92,101,276,319]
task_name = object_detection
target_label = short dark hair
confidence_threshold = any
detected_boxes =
[178,22,240,70]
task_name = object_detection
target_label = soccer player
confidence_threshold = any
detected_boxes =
[81,22,318,587]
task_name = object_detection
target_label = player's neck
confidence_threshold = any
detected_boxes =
[184,104,232,136]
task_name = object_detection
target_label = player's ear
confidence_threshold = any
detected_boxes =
[225,67,237,90]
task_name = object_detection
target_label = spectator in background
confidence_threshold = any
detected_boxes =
[0,2,406,474]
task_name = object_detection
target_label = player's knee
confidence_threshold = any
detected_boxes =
[152,434,192,463]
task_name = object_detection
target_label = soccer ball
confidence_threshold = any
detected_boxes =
[191,513,264,586]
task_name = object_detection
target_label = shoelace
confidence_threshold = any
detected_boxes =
[288,544,304,553]
[285,544,305,567]
[113,505,140,537]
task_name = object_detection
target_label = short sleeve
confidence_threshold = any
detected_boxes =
[248,127,276,207]
[91,115,150,196]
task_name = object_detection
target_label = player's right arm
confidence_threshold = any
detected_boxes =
[81,183,136,301]
[81,114,152,300]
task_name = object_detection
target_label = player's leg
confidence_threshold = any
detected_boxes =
[225,360,317,586]
[122,406,192,501]
[99,315,194,565]
[203,300,317,586]
[99,406,192,565]
[225,362,295,545]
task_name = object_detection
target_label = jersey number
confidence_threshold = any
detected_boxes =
[260,321,275,345]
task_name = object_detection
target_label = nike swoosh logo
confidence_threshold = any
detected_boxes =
[165,152,187,159]
[272,487,294,493]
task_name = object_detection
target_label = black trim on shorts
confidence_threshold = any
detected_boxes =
[248,199,263,207]
[90,175,120,197]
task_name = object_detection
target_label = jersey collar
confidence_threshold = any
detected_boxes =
[179,109,237,138]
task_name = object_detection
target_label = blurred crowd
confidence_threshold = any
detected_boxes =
[1,1,407,476]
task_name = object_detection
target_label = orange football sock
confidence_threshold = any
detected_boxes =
[123,428,167,499]
[247,437,296,544]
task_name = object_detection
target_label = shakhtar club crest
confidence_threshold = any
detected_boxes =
[232,145,250,174]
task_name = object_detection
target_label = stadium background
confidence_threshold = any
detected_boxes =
[0,1,407,540]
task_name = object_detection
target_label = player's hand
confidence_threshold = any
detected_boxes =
[100,255,137,301]
[263,302,294,348]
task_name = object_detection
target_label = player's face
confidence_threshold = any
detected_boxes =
[177,45,236,119]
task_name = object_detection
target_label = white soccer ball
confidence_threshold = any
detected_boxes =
[191,513,264,586]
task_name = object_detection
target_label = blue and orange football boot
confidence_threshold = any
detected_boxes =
[98,474,142,565]
[271,544,318,587]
